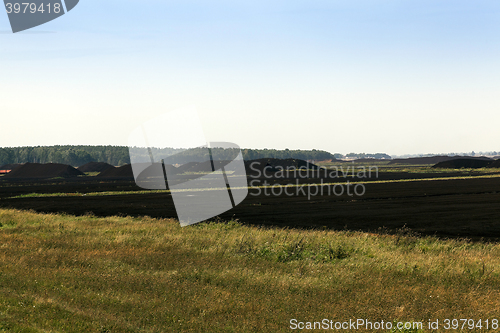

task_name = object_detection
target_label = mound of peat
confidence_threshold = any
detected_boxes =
[179,161,213,173]
[0,164,23,172]
[134,163,178,178]
[4,163,84,179]
[174,161,197,174]
[97,164,134,178]
[245,158,322,176]
[390,155,491,165]
[487,159,500,168]
[173,160,245,174]
[163,164,179,174]
[433,158,492,169]
[78,162,114,173]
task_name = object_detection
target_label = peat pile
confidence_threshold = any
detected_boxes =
[0,164,23,173]
[4,163,84,179]
[96,158,323,179]
[433,158,492,169]
[245,158,322,176]
[97,164,134,178]
[487,159,500,168]
[176,161,211,174]
[78,162,114,173]
[163,164,179,174]
[175,161,236,173]
[390,156,491,165]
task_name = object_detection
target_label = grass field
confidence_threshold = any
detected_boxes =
[1,209,500,332]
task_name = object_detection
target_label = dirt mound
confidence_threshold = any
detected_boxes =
[390,156,491,165]
[486,160,500,168]
[163,164,178,174]
[97,164,134,178]
[4,163,84,179]
[180,161,213,173]
[433,159,492,169]
[135,163,178,178]
[245,158,322,175]
[175,162,198,174]
[78,162,114,173]
[0,164,23,173]
[98,163,179,182]
[175,160,244,174]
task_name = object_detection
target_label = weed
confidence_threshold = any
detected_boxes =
[1,209,500,332]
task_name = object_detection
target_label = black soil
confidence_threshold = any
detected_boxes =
[487,160,500,168]
[433,159,492,169]
[389,156,491,165]
[245,158,321,175]
[0,164,23,171]
[78,162,114,173]
[4,163,84,179]
[2,175,500,240]
[97,164,134,178]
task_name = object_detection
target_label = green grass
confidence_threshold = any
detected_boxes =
[1,209,500,332]
[5,190,168,199]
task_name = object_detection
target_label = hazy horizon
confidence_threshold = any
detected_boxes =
[2,0,500,156]
[1,143,498,159]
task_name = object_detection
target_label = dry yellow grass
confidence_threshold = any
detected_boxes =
[1,208,500,332]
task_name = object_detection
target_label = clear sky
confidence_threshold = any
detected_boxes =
[1,0,499,155]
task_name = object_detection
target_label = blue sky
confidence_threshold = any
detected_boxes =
[1,0,500,155]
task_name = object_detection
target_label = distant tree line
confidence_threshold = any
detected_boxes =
[129,147,341,164]
[0,146,393,167]
[0,146,130,167]
[241,148,338,161]
[345,152,392,159]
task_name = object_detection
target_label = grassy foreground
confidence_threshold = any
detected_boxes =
[1,209,500,332]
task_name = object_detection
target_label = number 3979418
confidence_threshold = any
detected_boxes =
[5,3,61,14]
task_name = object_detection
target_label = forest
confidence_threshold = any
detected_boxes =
[0,145,349,167]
